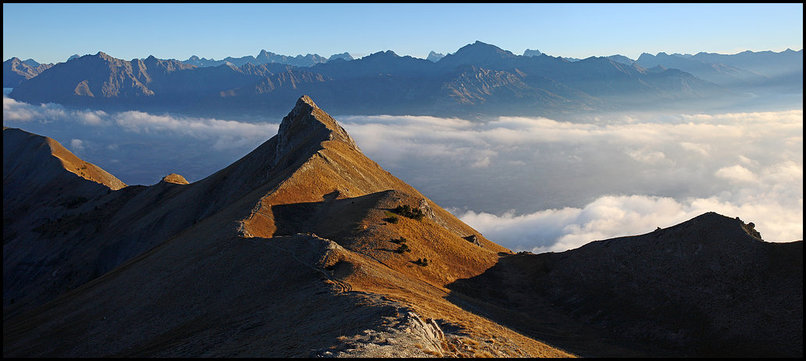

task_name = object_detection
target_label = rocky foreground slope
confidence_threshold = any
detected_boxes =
[3,96,801,357]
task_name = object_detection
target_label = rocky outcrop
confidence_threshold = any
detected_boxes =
[160,173,189,185]
[311,308,447,358]
[463,235,482,247]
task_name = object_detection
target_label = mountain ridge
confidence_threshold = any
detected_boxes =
[3,95,801,357]
[4,95,538,357]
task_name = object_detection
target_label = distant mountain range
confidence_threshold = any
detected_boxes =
[4,41,802,118]
[3,57,54,88]
[182,49,353,68]
[4,97,801,357]
[635,49,803,91]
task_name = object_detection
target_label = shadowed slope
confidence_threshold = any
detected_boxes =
[447,212,803,357]
[3,127,126,191]
[4,127,129,317]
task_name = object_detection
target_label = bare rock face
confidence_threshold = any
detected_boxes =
[311,308,447,358]
[463,234,482,247]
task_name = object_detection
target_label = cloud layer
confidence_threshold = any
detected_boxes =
[4,94,802,250]
[3,96,279,150]
[337,110,803,248]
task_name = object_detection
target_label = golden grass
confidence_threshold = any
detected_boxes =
[473,350,495,358]
[423,349,442,356]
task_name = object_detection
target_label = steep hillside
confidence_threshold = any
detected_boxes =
[3,96,569,357]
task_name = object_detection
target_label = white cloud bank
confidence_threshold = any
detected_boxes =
[3,96,279,150]
[455,192,802,254]
[339,110,803,250]
[4,94,802,251]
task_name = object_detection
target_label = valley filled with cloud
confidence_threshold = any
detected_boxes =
[4,94,801,252]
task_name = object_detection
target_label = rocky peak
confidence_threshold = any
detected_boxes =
[523,49,543,57]
[256,49,274,62]
[273,95,358,167]
[426,51,445,62]
[94,51,115,62]
[328,52,353,62]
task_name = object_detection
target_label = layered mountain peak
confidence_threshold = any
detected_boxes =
[273,95,357,167]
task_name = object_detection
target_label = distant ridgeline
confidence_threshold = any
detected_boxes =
[4,42,802,119]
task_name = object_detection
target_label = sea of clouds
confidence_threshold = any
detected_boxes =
[4,94,802,252]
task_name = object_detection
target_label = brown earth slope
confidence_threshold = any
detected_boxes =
[3,96,572,357]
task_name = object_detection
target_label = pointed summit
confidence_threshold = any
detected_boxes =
[94,51,116,62]
[273,95,357,167]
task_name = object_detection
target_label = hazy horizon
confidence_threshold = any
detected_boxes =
[3,3,803,64]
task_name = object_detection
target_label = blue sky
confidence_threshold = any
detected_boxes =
[3,3,803,64]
